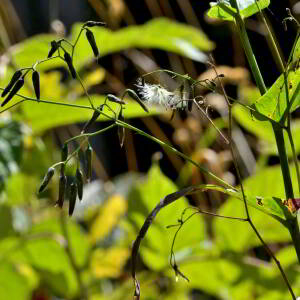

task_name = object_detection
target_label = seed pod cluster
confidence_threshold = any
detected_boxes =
[82,110,101,133]
[60,144,68,174]
[39,167,55,193]
[85,145,93,182]
[1,70,22,98]
[48,40,59,58]
[1,74,25,107]
[32,70,40,101]
[85,29,99,58]
[69,182,77,216]
[84,21,106,27]
[57,175,67,208]
[106,94,126,105]
[64,52,77,79]
[76,168,83,201]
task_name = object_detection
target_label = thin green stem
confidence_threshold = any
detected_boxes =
[65,123,116,144]
[231,1,294,202]
[0,89,233,189]
[287,127,300,195]
[213,56,296,300]
[72,28,84,57]
[115,118,235,189]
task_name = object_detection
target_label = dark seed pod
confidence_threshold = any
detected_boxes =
[60,144,68,174]
[61,144,68,162]
[84,21,106,27]
[76,168,84,201]
[117,109,125,148]
[106,94,125,105]
[85,29,99,57]
[48,40,59,58]
[32,70,40,100]
[64,52,77,79]
[85,145,93,182]
[125,89,148,113]
[82,110,100,133]
[1,77,24,107]
[1,70,22,98]
[57,174,67,208]
[69,182,77,216]
[39,167,55,193]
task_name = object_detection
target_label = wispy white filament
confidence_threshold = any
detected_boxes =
[135,79,187,110]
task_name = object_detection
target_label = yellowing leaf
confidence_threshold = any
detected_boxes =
[90,247,130,278]
[73,69,105,95]
[89,194,127,244]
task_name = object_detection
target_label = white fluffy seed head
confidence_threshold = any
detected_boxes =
[135,79,187,110]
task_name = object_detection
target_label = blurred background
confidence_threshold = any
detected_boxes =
[0,0,299,300]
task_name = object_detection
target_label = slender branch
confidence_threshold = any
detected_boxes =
[65,123,116,144]
[212,58,296,300]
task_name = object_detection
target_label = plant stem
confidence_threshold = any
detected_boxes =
[115,118,234,189]
[272,124,294,198]
[231,2,294,200]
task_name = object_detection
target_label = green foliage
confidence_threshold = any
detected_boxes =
[1,3,300,300]
[207,0,270,21]
[128,164,207,270]
[253,68,300,122]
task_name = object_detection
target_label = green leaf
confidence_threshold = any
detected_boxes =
[72,18,214,68]
[0,217,91,298]
[207,0,270,21]
[0,262,34,300]
[253,67,300,122]
[30,218,90,268]
[88,194,127,244]
[189,184,289,223]
[233,105,300,156]
[240,0,270,18]
[5,173,38,205]
[213,197,291,252]
[233,104,274,142]
[292,34,300,62]
[90,247,130,278]
[0,205,14,239]
[207,2,237,21]
[8,18,214,74]
[128,163,207,270]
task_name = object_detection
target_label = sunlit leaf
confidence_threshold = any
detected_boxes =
[207,0,270,21]
[5,173,37,205]
[7,18,214,74]
[0,205,14,239]
[72,18,214,66]
[0,262,34,300]
[253,67,300,122]
[89,194,127,244]
[213,197,290,252]
[90,247,130,278]
[233,105,300,156]
[72,68,106,95]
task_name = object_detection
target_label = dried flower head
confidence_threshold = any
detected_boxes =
[135,79,187,110]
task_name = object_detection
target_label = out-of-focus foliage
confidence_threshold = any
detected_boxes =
[0,1,300,300]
